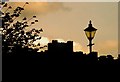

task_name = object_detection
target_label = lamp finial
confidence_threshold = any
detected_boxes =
[89,20,92,24]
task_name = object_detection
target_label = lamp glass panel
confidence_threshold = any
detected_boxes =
[85,31,91,39]
[85,31,96,39]
[91,31,96,39]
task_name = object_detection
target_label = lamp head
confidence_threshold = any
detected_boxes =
[84,20,97,40]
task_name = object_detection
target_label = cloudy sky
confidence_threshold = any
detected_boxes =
[5,1,118,58]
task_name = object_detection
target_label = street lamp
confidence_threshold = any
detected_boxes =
[84,20,97,53]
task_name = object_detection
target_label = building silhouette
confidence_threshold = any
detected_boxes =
[2,39,120,82]
[48,40,73,64]
[48,40,73,53]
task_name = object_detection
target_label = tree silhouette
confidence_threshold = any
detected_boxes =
[1,2,43,54]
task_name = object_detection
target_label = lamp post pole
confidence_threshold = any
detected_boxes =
[88,39,92,53]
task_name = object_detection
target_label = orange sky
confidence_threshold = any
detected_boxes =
[5,2,118,58]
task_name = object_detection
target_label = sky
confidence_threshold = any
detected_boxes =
[3,1,118,58]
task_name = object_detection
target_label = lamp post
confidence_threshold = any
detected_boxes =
[84,20,97,53]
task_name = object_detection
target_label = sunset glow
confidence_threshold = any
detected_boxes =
[7,2,118,58]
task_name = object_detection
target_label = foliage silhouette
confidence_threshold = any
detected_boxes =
[1,2,43,53]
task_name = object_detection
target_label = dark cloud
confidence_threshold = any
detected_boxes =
[8,2,71,17]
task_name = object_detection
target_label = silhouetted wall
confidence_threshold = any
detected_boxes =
[48,40,73,53]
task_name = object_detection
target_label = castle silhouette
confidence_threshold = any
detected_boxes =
[3,40,120,65]
[2,39,120,82]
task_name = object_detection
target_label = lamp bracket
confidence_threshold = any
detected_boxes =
[87,43,94,46]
